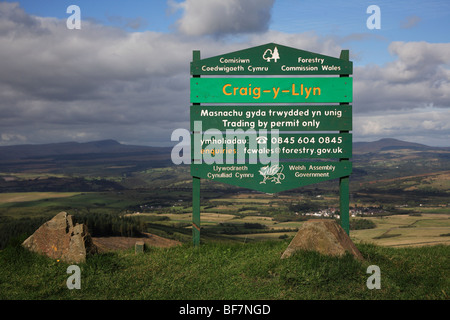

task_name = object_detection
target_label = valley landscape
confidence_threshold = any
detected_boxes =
[0,138,449,300]
[1,138,449,248]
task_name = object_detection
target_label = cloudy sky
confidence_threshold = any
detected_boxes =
[0,0,449,147]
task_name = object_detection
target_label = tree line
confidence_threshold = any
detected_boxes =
[0,212,145,250]
[72,212,145,238]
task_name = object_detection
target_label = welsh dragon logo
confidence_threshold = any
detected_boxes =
[259,164,285,184]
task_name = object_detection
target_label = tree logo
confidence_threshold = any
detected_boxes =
[263,46,280,62]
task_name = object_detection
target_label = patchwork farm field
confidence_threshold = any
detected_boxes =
[0,190,449,248]
[123,191,450,247]
[0,192,82,204]
[135,211,450,247]
[351,213,450,247]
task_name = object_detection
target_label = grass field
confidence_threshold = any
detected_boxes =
[0,238,448,300]
[0,192,82,205]
[1,190,449,248]
[128,211,450,247]
[0,188,449,301]
[351,214,450,247]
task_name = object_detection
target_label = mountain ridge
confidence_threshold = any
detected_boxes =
[353,138,449,154]
[0,138,448,163]
[0,139,172,162]
[0,138,448,191]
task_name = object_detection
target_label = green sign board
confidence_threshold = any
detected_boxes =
[190,105,352,131]
[189,43,353,245]
[191,43,353,76]
[192,133,352,162]
[191,77,352,103]
[191,162,352,193]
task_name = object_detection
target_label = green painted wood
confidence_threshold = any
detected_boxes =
[339,173,350,234]
[191,132,352,162]
[192,176,201,246]
[190,105,352,131]
[190,77,352,103]
[192,50,201,247]
[189,46,353,242]
[339,49,351,235]
[191,43,353,76]
[191,161,352,193]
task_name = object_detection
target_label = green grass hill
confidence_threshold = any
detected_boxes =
[0,237,448,300]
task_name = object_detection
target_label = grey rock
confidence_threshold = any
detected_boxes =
[22,212,97,263]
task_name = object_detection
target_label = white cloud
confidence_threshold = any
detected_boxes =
[0,2,342,146]
[0,3,448,147]
[106,15,148,30]
[170,0,275,36]
[354,41,450,113]
[354,109,450,146]
[0,133,26,143]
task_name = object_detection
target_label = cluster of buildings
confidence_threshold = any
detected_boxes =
[299,206,385,218]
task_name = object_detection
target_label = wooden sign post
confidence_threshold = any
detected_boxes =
[190,43,353,246]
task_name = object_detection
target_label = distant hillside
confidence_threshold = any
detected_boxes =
[0,140,173,174]
[2,138,446,160]
[353,138,448,154]
[0,138,448,174]
[0,139,170,161]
